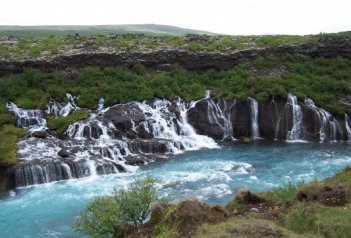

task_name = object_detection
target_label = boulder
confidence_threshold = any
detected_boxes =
[235,189,266,205]
[31,130,47,139]
[58,148,69,158]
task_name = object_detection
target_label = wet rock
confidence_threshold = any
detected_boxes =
[0,167,15,190]
[127,139,170,154]
[31,130,47,139]
[58,148,69,158]
[137,126,153,139]
[187,99,225,139]
[235,189,266,205]
[232,101,251,138]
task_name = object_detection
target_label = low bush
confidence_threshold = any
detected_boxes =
[74,176,162,238]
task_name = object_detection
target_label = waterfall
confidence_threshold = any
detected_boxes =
[248,97,260,139]
[304,98,341,142]
[6,102,46,131]
[46,93,79,117]
[345,114,351,142]
[206,97,235,140]
[286,93,304,141]
[137,98,218,153]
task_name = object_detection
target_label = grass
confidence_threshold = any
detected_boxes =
[0,125,28,166]
[47,110,90,133]
[195,218,313,238]
[285,202,351,238]
[271,181,305,202]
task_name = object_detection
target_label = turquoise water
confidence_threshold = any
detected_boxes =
[1,141,351,238]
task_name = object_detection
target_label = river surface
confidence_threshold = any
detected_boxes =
[1,141,351,238]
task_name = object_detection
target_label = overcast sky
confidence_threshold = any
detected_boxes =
[1,0,350,35]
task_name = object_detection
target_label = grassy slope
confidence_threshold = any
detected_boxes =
[0,24,213,37]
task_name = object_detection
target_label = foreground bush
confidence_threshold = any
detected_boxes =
[73,176,161,238]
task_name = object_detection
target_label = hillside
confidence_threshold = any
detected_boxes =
[0,24,214,37]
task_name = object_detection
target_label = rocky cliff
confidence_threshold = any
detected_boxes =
[1,38,351,76]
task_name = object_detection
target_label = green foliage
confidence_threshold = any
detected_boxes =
[113,175,159,226]
[47,110,90,133]
[74,176,161,238]
[0,125,28,166]
[73,196,120,238]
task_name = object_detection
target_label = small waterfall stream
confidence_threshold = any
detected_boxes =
[345,114,351,142]
[286,93,304,141]
[248,97,260,139]
[6,102,47,131]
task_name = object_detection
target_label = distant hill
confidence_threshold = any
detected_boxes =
[0,24,214,37]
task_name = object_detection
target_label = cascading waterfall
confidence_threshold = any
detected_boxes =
[286,93,304,141]
[248,97,260,139]
[7,91,351,188]
[345,114,351,142]
[10,94,218,187]
[46,93,79,117]
[304,98,341,142]
[6,102,47,131]
[137,98,218,153]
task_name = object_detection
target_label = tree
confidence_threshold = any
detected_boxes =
[73,176,161,238]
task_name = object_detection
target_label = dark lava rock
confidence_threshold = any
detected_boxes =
[235,189,266,205]
[58,148,69,158]
[31,130,47,139]
[187,99,225,140]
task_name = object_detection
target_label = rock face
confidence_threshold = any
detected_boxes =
[187,95,350,142]
[0,39,351,76]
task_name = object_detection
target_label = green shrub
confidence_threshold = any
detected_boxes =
[73,196,120,238]
[113,175,159,226]
[74,176,162,238]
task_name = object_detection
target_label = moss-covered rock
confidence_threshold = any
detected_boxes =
[0,124,28,166]
[47,110,89,134]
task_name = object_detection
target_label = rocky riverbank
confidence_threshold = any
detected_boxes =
[117,167,351,238]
